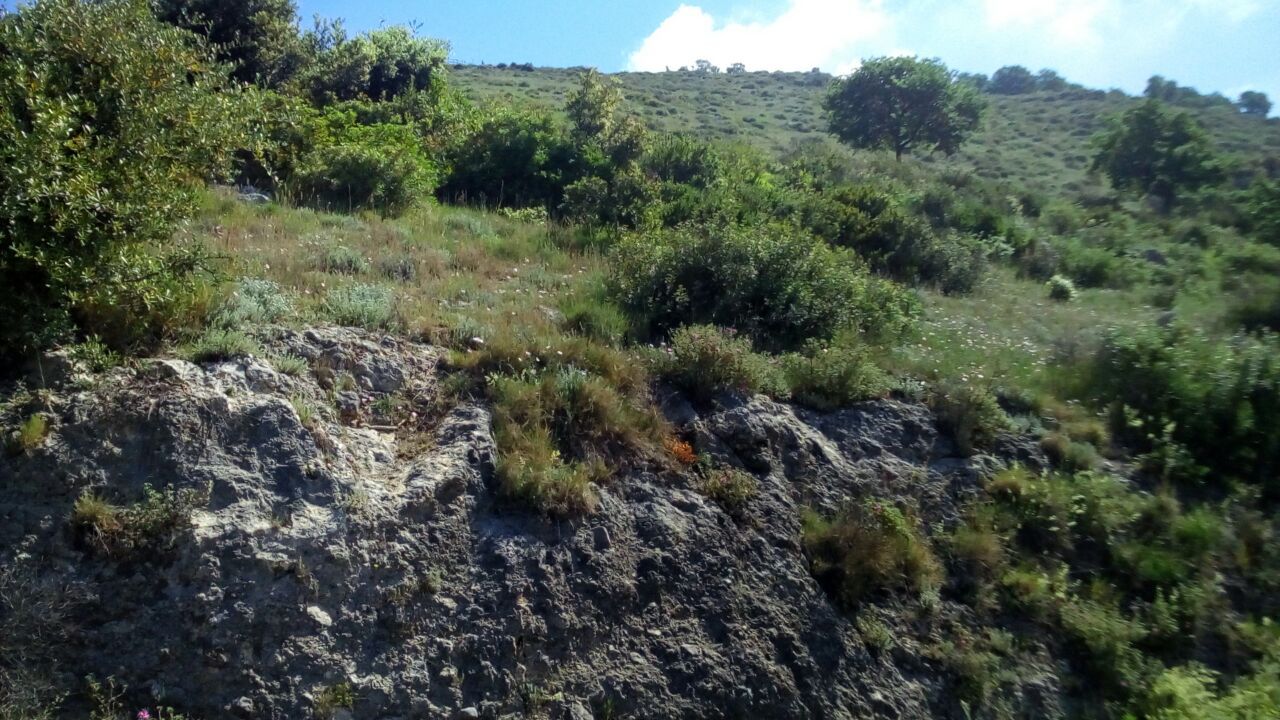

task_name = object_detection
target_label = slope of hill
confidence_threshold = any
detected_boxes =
[452,65,1280,194]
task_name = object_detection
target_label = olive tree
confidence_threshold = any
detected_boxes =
[824,56,984,162]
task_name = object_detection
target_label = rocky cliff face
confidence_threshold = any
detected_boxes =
[1,327,1056,719]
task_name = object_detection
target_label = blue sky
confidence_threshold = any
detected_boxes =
[296,0,1280,104]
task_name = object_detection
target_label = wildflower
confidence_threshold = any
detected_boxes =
[137,711,152,720]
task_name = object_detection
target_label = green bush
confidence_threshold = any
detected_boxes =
[439,105,575,209]
[289,110,436,215]
[320,283,397,329]
[929,382,1011,456]
[0,0,255,358]
[655,325,784,403]
[1090,325,1280,489]
[213,278,294,327]
[803,499,942,610]
[180,328,261,363]
[700,468,758,518]
[610,225,917,350]
[1047,274,1078,301]
[782,340,889,411]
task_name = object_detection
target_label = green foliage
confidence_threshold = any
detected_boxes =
[213,278,294,327]
[1247,179,1280,246]
[439,105,575,209]
[782,340,890,411]
[0,0,256,358]
[929,382,1010,455]
[1047,274,1078,301]
[655,325,784,403]
[316,245,371,275]
[1090,325,1280,488]
[791,184,990,293]
[1091,99,1222,208]
[153,0,306,87]
[314,681,355,720]
[1237,91,1273,118]
[699,468,758,518]
[643,134,723,188]
[290,109,436,215]
[486,367,664,516]
[825,56,985,161]
[610,225,918,350]
[988,66,1037,95]
[803,499,943,610]
[302,24,450,104]
[6,414,49,455]
[320,283,396,329]
[180,328,261,363]
[1144,657,1280,720]
[71,485,206,561]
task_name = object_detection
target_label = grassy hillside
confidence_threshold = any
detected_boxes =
[453,64,1280,194]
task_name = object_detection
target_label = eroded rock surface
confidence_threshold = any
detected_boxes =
[1,328,1054,719]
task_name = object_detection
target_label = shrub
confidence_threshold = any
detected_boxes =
[317,245,370,275]
[483,366,665,517]
[1090,325,1280,489]
[560,297,630,345]
[290,113,436,216]
[0,0,255,358]
[610,225,917,350]
[439,105,575,209]
[213,278,294,327]
[1047,275,1078,301]
[655,325,784,403]
[782,340,889,411]
[321,284,397,329]
[700,468,758,518]
[71,485,205,560]
[273,355,309,377]
[803,500,942,610]
[929,382,1010,456]
[180,329,261,363]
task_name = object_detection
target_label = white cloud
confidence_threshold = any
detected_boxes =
[982,0,1109,45]
[981,0,1263,48]
[626,0,892,73]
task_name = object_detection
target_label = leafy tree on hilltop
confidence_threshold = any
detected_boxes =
[824,56,985,162]
[1091,99,1222,209]
[1239,91,1273,118]
[989,65,1037,95]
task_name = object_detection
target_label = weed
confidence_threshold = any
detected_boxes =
[314,682,355,720]
[699,468,757,518]
[272,355,309,377]
[317,245,370,275]
[180,328,260,363]
[930,381,1010,455]
[1047,274,1078,301]
[656,325,784,404]
[803,499,942,610]
[71,485,206,561]
[320,283,397,330]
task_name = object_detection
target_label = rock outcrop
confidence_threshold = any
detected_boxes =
[1,327,1055,719]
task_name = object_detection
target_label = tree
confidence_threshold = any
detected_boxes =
[824,56,985,162]
[989,65,1037,95]
[694,59,720,75]
[1091,99,1222,209]
[0,0,255,355]
[302,23,450,104]
[152,0,306,86]
[1036,69,1068,92]
[727,63,747,75]
[1239,91,1273,118]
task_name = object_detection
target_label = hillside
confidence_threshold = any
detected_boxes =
[6,3,1280,719]
[453,64,1280,194]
